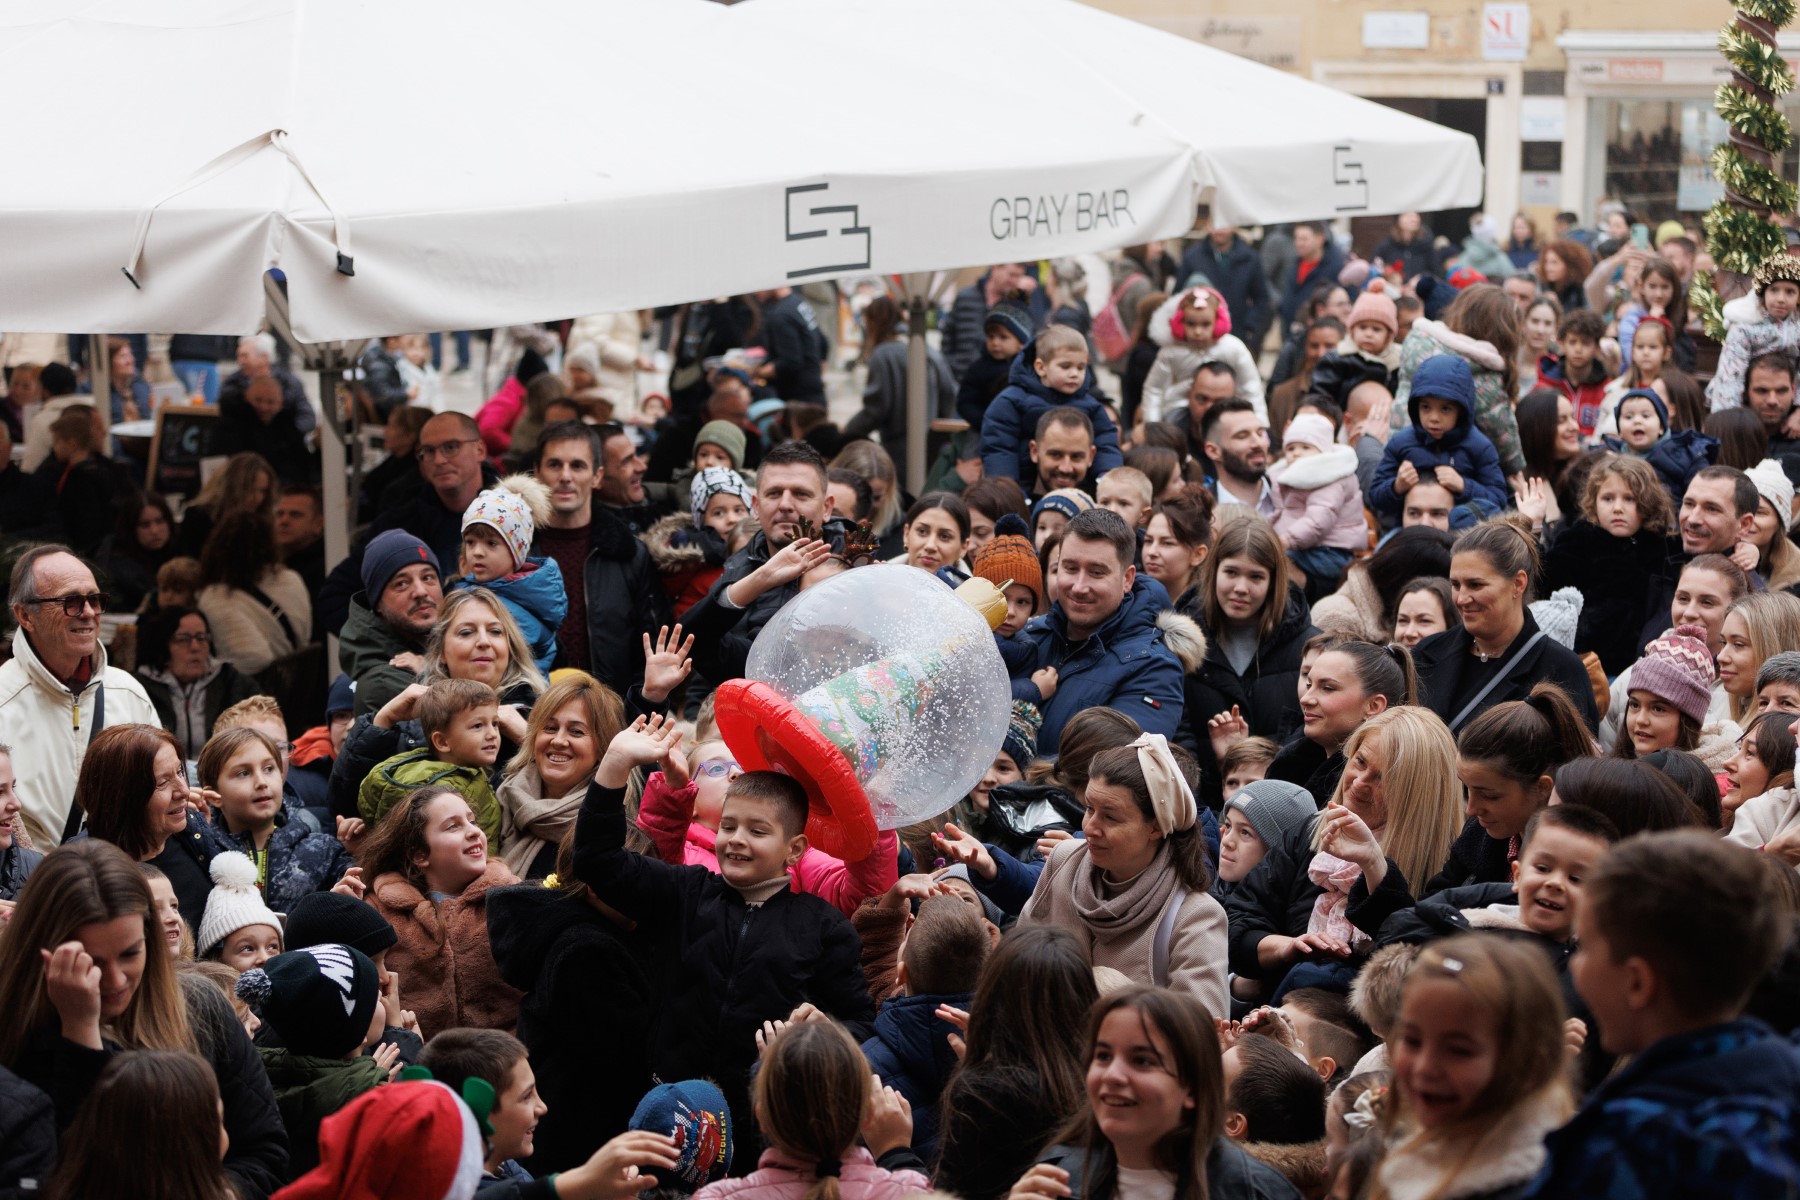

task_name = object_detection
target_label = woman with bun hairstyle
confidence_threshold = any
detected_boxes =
[1428,683,1593,894]
[0,840,287,1196]
[1182,514,1318,807]
[1020,736,1228,1015]
[1264,636,1420,807]
[1413,518,1600,733]
[1223,704,1461,1002]
[1007,986,1294,1200]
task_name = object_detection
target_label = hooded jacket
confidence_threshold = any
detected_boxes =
[359,747,502,849]
[369,861,523,1040]
[859,990,973,1159]
[1642,428,1720,507]
[642,511,728,617]
[337,593,425,718]
[1527,1019,1800,1199]
[978,337,1124,489]
[0,626,159,848]
[1371,355,1510,515]
[487,883,656,1173]
[1003,577,1196,748]
[208,799,356,913]
[1141,292,1266,424]
[1268,444,1367,551]
[1180,583,1317,808]
[1536,351,1613,441]
[1391,319,1525,475]
[635,770,899,918]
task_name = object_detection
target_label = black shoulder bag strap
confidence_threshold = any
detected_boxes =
[246,583,300,646]
[61,682,105,843]
[1447,631,1545,732]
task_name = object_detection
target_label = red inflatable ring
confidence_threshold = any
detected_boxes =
[713,678,880,862]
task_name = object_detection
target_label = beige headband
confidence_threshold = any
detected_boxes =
[1132,733,1197,835]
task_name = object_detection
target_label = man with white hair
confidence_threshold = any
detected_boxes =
[218,332,313,431]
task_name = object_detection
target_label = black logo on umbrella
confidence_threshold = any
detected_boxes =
[1333,146,1369,212]
[785,183,871,280]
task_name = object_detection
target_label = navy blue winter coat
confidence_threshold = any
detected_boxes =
[860,990,972,1160]
[1369,358,1509,516]
[978,339,1123,489]
[1003,576,1188,748]
[208,799,355,913]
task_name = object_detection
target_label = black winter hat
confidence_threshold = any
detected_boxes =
[236,944,381,1058]
[284,892,399,959]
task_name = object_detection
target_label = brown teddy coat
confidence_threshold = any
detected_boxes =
[371,861,523,1039]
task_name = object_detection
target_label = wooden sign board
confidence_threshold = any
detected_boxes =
[147,404,218,500]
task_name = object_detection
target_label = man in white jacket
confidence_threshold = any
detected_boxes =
[0,546,158,847]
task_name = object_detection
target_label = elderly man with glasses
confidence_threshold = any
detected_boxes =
[0,545,160,847]
[315,410,499,635]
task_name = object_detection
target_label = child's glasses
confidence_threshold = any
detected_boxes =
[696,758,737,779]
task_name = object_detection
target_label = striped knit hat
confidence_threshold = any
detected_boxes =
[1630,623,1716,725]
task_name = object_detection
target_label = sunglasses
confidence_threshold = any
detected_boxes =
[31,593,107,616]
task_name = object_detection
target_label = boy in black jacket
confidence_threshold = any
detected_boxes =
[574,717,874,1139]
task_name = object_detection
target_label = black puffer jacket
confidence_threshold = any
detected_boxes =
[0,843,43,903]
[684,519,852,687]
[573,783,873,1135]
[0,1065,53,1200]
[1222,816,1325,987]
[1542,519,1671,679]
[487,883,656,1173]
[1181,583,1317,807]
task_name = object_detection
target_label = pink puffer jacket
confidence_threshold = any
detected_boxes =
[696,1149,928,1200]
[635,772,899,917]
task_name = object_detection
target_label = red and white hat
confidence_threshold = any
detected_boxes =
[462,473,551,571]
[273,1081,483,1200]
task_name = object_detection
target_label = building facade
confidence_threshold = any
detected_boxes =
[1088,0,1784,231]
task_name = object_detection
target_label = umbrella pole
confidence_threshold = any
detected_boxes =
[318,370,350,570]
[906,296,928,496]
[88,335,110,434]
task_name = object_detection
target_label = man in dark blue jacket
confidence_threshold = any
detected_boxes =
[1002,509,1191,747]
[1277,222,1347,333]
[1181,226,1275,356]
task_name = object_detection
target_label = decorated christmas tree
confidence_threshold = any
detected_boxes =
[1693,0,1798,336]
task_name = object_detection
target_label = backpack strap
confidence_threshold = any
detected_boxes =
[1152,885,1190,988]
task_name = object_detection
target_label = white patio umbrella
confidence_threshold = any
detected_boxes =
[0,0,1482,493]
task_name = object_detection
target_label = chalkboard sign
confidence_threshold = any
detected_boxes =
[147,404,219,500]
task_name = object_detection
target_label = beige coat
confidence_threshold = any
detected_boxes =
[1021,837,1229,1019]
[1727,786,1800,861]
[567,310,644,415]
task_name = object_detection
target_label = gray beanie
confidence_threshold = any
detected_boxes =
[1224,780,1317,849]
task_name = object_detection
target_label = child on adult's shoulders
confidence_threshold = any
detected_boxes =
[978,325,1123,489]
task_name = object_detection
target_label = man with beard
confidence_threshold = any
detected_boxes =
[316,411,496,634]
[1743,353,1800,487]
[1201,398,1276,521]
[684,440,848,685]
[1167,362,1240,463]
[1637,465,1766,656]
[1029,408,1097,498]
[0,546,159,846]
[337,530,444,717]
[531,422,668,697]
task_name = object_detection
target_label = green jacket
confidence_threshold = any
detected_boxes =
[358,747,502,847]
[258,1048,386,1177]
[338,593,423,718]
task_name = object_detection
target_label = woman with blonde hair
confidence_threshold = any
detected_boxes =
[0,840,287,1195]
[497,672,625,878]
[1718,593,1800,725]
[1224,701,1462,1001]
[831,440,904,554]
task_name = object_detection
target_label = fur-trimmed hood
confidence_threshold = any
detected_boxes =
[1156,609,1208,672]
[1241,1141,1329,1197]
[1269,443,1358,489]
[641,511,711,572]
[1376,1086,1569,1200]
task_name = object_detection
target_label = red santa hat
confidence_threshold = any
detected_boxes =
[273,1081,484,1200]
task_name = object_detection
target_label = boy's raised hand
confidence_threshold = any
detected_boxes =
[557,1130,680,1200]
[1207,705,1249,762]
[374,682,430,730]
[880,873,950,910]
[596,715,684,789]
[330,866,367,899]
[642,624,695,704]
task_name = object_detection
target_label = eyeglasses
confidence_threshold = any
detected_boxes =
[417,438,476,462]
[170,632,211,647]
[30,593,107,616]
[273,741,296,754]
[696,758,738,779]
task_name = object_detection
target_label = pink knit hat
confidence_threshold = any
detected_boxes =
[1283,413,1336,454]
[1169,287,1233,340]
[1630,623,1716,725]
[1347,287,1398,337]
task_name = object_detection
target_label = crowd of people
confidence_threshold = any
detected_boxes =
[1,206,1799,1200]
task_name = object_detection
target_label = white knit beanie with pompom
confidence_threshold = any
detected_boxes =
[197,851,284,957]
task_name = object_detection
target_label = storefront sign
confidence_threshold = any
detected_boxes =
[1194,17,1304,72]
[1482,3,1529,61]
[1521,172,1561,205]
[1519,96,1566,141]
[1362,12,1430,50]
